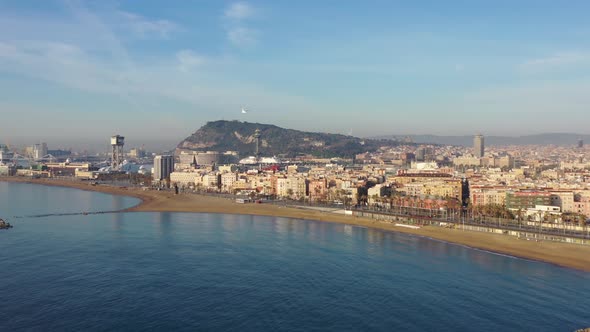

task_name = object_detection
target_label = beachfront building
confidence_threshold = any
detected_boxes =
[550,191,575,213]
[197,173,219,191]
[288,177,306,199]
[573,196,590,216]
[523,205,562,222]
[232,177,253,192]
[309,178,328,202]
[390,171,463,203]
[275,176,307,199]
[505,191,553,210]
[470,186,510,206]
[170,170,202,187]
[221,172,238,192]
[397,182,423,198]
[0,164,16,176]
[75,169,99,180]
[45,161,91,176]
[153,155,175,181]
[275,177,289,198]
[367,184,384,205]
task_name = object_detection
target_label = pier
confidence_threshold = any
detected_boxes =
[12,210,123,219]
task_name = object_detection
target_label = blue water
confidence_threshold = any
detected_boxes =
[0,182,589,331]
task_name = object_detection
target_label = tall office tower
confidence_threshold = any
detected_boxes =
[474,134,484,158]
[578,139,584,148]
[153,155,175,181]
[415,147,426,161]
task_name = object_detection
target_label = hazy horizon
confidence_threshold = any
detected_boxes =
[4,120,589,153]
[2,1,590,146]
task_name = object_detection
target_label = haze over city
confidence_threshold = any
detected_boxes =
[1,0,590,149]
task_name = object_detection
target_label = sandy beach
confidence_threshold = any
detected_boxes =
[2,176,590,272]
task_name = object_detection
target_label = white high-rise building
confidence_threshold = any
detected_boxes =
[153,155,175,181]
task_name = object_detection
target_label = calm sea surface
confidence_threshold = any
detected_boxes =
[0,182,589,331]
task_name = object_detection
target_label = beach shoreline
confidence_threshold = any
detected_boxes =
[2,176,590,272]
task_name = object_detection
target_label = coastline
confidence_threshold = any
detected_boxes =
[2,177,590,272]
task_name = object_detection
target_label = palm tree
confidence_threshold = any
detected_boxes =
[516,208,524,230]
[313,186,321,203]
[249,191,257,201]
[344,196,352,209]
[371,194,380,208]
[383,195,392,211]
[360,194,368,206]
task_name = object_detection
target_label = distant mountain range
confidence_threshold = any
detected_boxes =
[177,120,400,158]
[374,133,589,146]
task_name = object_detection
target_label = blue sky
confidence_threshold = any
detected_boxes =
[1,0,590,149]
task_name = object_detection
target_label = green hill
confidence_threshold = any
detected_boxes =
[177,120,396,158]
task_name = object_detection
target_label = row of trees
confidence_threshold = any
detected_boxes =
[471,204,589,226]
[96,172,152,185]
[471,203,515,219]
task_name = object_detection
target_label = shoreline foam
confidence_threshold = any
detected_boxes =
[2,176,590,272]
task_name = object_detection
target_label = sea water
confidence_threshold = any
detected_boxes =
[0,182,589,331]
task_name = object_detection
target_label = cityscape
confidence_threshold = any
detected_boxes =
[1,126,590,240]
[2,1,590,331]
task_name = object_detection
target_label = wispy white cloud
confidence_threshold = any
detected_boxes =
[63,1,135,69]
[223,2,259,47]
[117,11,179,38]
[225,2,255,20]
[0,6,312,125]
[0,1,324,143]
[0,40,131,94]
[0,38,314,120]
